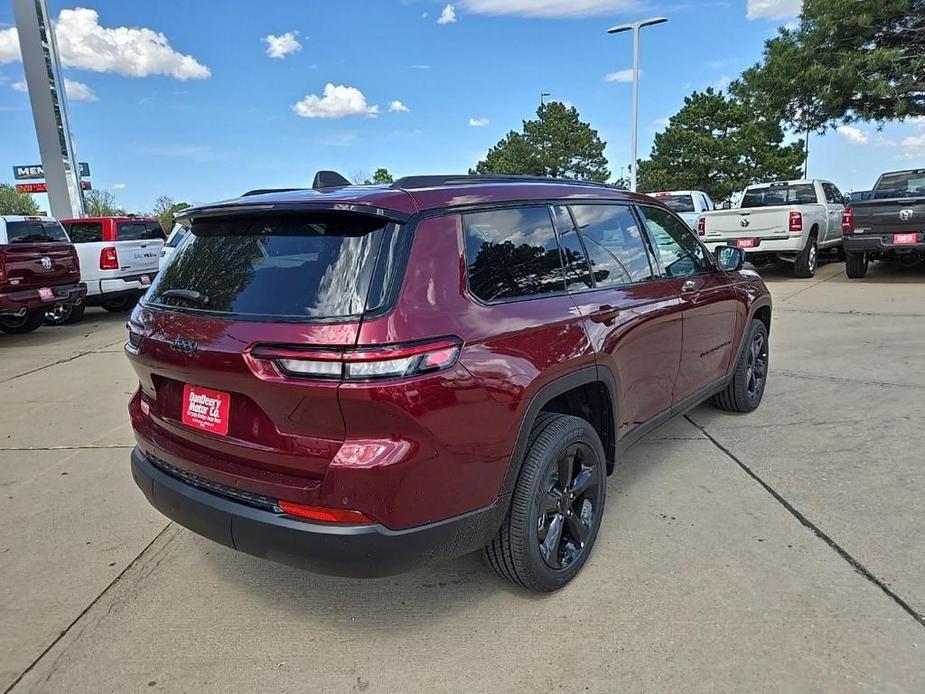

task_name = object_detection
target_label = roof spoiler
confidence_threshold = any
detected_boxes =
[312,170,352,189]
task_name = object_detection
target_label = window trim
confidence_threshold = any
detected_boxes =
[635,203,718,277]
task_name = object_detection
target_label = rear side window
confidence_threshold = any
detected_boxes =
[66,222,103,243]
[4,220,69,244]
[464,207,565,302]
[146,213,392,320]
[117,221,162,241]
[571,205,654,286]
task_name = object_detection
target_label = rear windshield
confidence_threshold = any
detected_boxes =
[655,194,694,213]
[4,220,70,244]
[118,221,162,241]
[66,221,103,243]
[873,170,925,199]
[145,213,393,320]
[741,184,817,208]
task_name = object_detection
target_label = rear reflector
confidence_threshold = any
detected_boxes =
[277,500,374,525]
[697,217,706,237]
[251,337,462,382]
[788,211,803,233]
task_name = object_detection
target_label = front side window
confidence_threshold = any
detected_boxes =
[464,207,565,302]
[571,204,655,287]
[67,222,103,243]
[639,206,711,278]
[147,213,391,320]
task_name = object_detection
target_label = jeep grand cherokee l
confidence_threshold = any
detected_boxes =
[126,173,772,591]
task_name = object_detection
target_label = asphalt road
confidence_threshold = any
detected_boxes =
[1,260,923,693]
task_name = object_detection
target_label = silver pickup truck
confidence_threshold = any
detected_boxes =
[698,179,845,277]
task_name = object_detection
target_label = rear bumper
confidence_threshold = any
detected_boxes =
[85,272,156,301]
[707,236,805,255]
[0,282,86,316]
[130,448,505,578]
[843,233,925,254]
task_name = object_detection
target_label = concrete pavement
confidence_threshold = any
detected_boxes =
[1,262,923,693]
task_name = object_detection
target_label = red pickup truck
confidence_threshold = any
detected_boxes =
[0,215,86,334]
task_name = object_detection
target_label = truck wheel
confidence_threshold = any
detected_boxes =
[45,303,85,326]
[712,320,769,413]
[0,310,45,335]
[101,296,134,312]
[793,236,818,278]
[845,252,868,279]
[485,413,607,592]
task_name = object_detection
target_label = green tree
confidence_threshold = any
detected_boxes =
[370,168,394,184]
[637,89,805,202]
[736,0,925,130]
[152,195,191,232]
[0,184,40,215]
[475,102,610,182]
[83,189,124,217]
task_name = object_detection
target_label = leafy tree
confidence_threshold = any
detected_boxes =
[152,195,191,232]
[83,189,125,217]
[0,184,40,215]
[637,89,805,202]
[475,102,610,182]
[370,168,394,184]
[736,0,925,130]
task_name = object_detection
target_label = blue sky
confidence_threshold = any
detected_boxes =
[1,0,923,212]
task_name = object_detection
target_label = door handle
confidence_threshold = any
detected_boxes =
[589,305,621,325]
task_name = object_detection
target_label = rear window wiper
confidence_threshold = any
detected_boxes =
[160,288,210,306]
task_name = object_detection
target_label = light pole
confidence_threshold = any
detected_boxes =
[608,16,668,192]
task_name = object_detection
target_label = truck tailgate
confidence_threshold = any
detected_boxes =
[703,208,792,239]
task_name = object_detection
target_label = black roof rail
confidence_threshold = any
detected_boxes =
[390,174,625,190]
[241,187,307,197]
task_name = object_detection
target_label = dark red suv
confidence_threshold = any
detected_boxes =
[126,174,771,591]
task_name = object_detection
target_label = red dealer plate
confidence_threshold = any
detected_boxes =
[38,288,54,301]
[893,233,918,245]
[140,274,151,286]
[182,384,231,436]
[735,238,757,249]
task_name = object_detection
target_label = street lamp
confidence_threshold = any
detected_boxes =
[608,16,668,192]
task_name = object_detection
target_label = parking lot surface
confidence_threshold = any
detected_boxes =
[1,261,923,693]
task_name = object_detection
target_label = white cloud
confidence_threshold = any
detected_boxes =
[604,69,635,83]
[709,75,731,91]
[263,31,302,59]
[837,125,869,145]
[410,64,432,69]
[459,0,639,18]
[388,100,409,112]
[653,116,671,128]
[10,80,25,92]
[112,183,126,190]
[13,77,96,101]
[292,84,378,119]
[746,0,802,20]
[437,5,458,24]
[469,117,490,127]
[0,8,210,80]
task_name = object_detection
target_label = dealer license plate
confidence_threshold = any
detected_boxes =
[182,385,231,436]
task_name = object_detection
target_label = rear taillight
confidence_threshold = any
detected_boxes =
[788,211,803,233]
[277,500,374,525]
[697,217,706,237]
[100,246,119,270]
[0,253,5,283]
[249,337,463,382]
[69,245,80,273]
[842,208,855,233]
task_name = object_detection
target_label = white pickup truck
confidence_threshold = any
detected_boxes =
[698,179,845,277]
[649,190,714,230]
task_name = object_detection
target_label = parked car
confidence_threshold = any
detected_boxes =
[0,215,86,334]
[698,179,845,277]
[125,173,772,591]
[842,168,925,278]
[60,216,164,321]
[158,219,190,269]
[649,190,714,229]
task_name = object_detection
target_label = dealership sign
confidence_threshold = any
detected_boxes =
[13,162,91,180]
[16,181,92,193]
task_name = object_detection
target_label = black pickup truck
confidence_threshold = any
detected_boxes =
[842,169,925,278]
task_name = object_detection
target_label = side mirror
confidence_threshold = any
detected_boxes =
[716,246,745,272]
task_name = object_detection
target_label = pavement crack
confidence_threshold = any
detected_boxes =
[777,269,841,302]
[776,369,925,391]
[685,414,925,631]
[2,522,174,694]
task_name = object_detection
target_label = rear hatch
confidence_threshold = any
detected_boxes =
[114,220,162,274]
[0,218,79,290]
[127,209,407,493]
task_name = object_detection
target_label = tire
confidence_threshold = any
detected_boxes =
[0,310,45,335]
[712,319,769,413]
[835,245,847,262]
[44,303,85,326]
[793,235,818,278]
[484,413,607,592]
[101,295,135,312]
[845,252,869,279]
